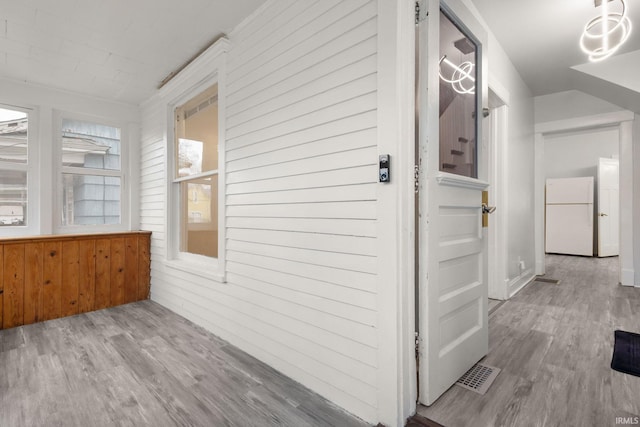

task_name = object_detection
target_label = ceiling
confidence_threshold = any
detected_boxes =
[0,0,266,105]
[470,0,640,111]
[1,1,638,110]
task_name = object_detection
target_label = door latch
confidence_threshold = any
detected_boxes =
[482,203,496,214]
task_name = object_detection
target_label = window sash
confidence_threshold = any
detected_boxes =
[61,165,122,177]
[161,40,228,279]
[173,169,218,184]
[0,169,28,227]
[55,114,127,232]
[0,105,30,230]
[61,173,122,226]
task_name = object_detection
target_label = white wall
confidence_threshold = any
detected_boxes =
[455,0,536,300]
[544,127,619,180]
[484,31,536,296]
[535,90,627,123]
[0,77,140,235]
[634,114,640,285]
[225,1,379,418]
[140,0,384,423]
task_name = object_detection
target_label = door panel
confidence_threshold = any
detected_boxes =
[598,158,620,257]
[439,254,480,296]
[426,178,487,401]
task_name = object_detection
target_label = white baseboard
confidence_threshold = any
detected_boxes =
[508,269,535,298]
[535,259,545,276]
[621,268,635,286]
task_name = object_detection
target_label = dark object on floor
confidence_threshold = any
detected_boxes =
[611,330,640,377]
[404,414,445,427]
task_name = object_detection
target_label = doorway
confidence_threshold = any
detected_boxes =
[534,113,633,284]
[486,91,508,301]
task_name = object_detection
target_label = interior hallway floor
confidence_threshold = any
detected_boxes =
[418,254,640,427]
[0,300,368,427]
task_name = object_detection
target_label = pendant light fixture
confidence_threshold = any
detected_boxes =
[580,0,632,62]
[439,55,475,95]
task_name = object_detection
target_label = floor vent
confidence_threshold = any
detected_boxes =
[455,363,501,395]
[535,277,561,284]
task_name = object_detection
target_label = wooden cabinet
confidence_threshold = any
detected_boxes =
[0,231,151,330]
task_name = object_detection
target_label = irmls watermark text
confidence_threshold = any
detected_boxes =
[616,416,640,425]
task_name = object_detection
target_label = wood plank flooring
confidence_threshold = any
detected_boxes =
[0,300,369,427]
[488,299,505,315]
[418,255,640,427]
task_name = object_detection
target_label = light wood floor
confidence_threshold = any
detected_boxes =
[419,254,640,427]
[0,300,369,427]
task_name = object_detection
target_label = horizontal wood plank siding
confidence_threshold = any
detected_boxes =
[139,0,379,422]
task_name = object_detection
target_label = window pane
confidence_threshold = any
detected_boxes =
[62,119,121,170]
[0,170,27,226]
[439,10,478,178]
[0,108,28,164]
[62,174,121,225]
[175,84,218,178]
[180,174,218,258]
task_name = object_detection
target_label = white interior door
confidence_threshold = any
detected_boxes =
[597,157,620,257]
[417,0,489,405]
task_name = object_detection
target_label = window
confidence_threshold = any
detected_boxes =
[160,37,228,279]
[173,83,219,259]
[59,118,124,228]
[0,107,29,227]
[439,8,479,178]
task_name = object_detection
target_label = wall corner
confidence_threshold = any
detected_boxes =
[376,0,417,426]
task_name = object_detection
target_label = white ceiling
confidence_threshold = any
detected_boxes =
[470,0,640,108]
[0,0,266,105]
[1,1,638,109]
[572,50,640,94]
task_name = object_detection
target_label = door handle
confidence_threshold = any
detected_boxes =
[599,213,608,217]
[482,203,496,214]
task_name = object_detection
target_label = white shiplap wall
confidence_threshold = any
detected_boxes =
[140,0,379,422]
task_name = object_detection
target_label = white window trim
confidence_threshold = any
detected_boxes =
[174,169,218,183]
[52,110,130,234]
[158,37,229,283]
[0,103,39,237]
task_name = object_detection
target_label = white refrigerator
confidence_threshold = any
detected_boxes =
[545,177,594,256]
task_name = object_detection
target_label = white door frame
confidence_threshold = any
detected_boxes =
[533,110,635,285]
[486,83,509,300]
[375,1,418,425]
